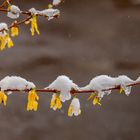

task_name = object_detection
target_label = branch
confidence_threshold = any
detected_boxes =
[0,75,139,116]
[3,80,140,94]
[0,0,61,32]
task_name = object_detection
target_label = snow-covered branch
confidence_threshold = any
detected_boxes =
[0,0,62,50]
[0,75,139,117]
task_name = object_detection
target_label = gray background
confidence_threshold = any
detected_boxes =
[0,0,140,140]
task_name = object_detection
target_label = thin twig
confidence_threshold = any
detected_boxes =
[4,81,140,94]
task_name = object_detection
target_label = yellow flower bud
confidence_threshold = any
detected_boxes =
[11,26,19,37]
[50,94,62,111]
[93,96,101,106]
[30,15,40,36]
[0,37,6,50]
[27,89,39,111]
[68,97,81,117]
[48,4,53,9]
[0,91,7,106]
[120,87,124,94]
[0,34,13,50]
[68,106,73,116]
[6,35,14,48]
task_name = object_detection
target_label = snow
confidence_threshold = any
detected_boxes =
[135,76,140,82]
[53,0,62,6]
[81,75,134,97]
[46,75,78,102]
[7,5,21,19]
[0,76,35,91]
[88,75,116,90]
[39,9,60,20]
[82,75,116,98]
[29,8,39,15]
[29,8,60,20]
[115,75,134,86]
[69,98,81,116]
[0,23,8,37]
[115,75,134,96]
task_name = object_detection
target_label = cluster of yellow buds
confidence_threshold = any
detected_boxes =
[0,91,7,106]
[27,89,39,111]
[0,23,14,50]
[50,94,81,117]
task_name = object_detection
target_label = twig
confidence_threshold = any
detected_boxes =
[4,81,140,94]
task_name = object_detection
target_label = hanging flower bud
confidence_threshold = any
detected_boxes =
[7,5,21,19]
[48,4,53,9]
[6,34,14,48]
[0,23,14,50]
[0,91,7,106]
[29,8,40,36]
[0,36,6,50]
[50,93,62,111]
[11,25,19,37]
[68,97,81,117]
[27,89,39,111]
[93,96,101,106]
[0,34,14,50]
[88,93,101,106]
[30,15,40,36]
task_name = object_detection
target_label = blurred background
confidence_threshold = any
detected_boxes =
[0,0,140,140]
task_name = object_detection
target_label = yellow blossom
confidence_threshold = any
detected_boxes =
[7,4,11,11]
[0,34,13,50]
[30,15,40,36]
[11,26,19,37]
[0,36,6,50]
[48,4,53,9]
[93,96,101,106]
[6,35,14,48]
[68,105,81,117]
[88,93,101,106]
[68,97,81,117]
[120,87,124,94]
[50,94,62,111]
[0,91,7,106]
[87,93,96,101]
[27,89,39,111]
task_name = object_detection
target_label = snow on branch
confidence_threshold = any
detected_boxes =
[0,75,139,117]
[0,0,62,50]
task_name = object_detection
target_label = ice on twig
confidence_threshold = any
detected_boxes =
[46,75,78,102]
[39,9,60,20]
[135,77,140,82]
[53,0,62,6]
[0,23,8,36]
[82,75,116,98]
[29,8,39,15]
[0,76,35,92]
[115,75,134,96]
[7,5,21,19]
